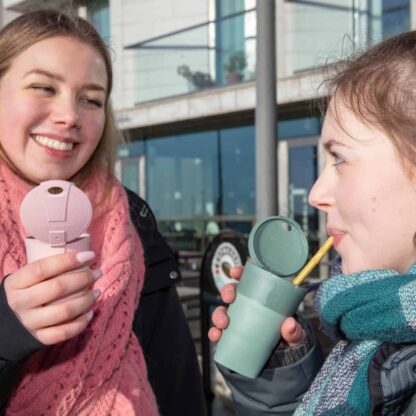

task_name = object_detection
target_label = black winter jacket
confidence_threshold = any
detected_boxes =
[0,189,205,416]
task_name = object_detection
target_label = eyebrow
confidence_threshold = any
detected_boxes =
[24,69,106,93]
[322,139,351,150]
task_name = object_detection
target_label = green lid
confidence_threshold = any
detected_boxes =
[248,216,309,277]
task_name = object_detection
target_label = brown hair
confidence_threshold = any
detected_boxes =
[322,31,416,171]
[0,9,121,188]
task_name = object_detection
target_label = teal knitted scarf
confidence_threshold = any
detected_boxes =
[294,264,416,416]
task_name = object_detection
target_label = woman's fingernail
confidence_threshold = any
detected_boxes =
[92,269,103,280]
[92,288,101,300]
[86,310,94,322]
[76,251,95,264]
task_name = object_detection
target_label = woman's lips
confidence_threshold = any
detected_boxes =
[327,228,345,248]
[31,135,76,159]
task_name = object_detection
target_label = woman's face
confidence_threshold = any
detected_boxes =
[309,97,416,274]
[0,36,107,183]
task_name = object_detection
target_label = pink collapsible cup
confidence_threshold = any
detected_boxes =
[20,180,93,303]
[20,180,92,261]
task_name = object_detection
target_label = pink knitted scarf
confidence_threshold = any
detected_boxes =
[0,164,158,415]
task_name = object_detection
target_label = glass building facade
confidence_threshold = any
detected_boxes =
[114,0,410,262]
[118,116,322,252]
[126,4,256,104]
[123,0,410,104]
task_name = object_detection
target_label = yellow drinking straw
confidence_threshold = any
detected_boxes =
[292,236,334,286]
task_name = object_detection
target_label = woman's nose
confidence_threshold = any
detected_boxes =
[308,170,335,211]
[51,96,81,129]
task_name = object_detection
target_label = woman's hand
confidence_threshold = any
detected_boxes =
[208,266,305,347]
[3,251,102,345]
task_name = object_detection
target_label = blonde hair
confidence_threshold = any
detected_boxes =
[0,9,121,188]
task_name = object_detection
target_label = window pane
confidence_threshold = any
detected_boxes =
[131,8,255,103]
[121,159,140,195]
[146,131,219,218]
[288,145,319,256]
[88,0,110,41]
[284,1,353,72]
[118,141,145,158]
[367,0,410,43]
[219,125,255,216]
[278,117,321,139]
[381,0,409,39]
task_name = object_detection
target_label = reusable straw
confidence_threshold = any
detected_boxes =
[292,236,334,286]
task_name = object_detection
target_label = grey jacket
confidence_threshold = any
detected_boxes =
[218,319,323,415]
[220,329,416,415]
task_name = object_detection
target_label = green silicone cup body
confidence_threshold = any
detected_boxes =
[214,262,308,378]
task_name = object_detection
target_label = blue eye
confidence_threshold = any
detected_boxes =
[332,153,344,166]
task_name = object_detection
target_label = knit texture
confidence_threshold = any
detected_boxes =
[0,164,158,415]
[294,264,416,416]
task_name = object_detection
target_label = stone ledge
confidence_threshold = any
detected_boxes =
[116,71,327,131]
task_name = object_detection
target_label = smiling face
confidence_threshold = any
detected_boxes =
[309,97,416,274]
[0,36,107,183]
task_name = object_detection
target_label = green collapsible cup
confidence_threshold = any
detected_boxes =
[214,216,309,378]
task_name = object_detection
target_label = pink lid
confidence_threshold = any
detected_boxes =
[20,180,92,246]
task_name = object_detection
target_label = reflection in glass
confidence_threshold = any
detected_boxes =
[288,145,319,256]
[117,118,325,252]
[285,0,409,74]
[378,0,409,41]
[121,159,140,196]
[279,117,321,139]
[87,0,110,42]
[219,125,255,216]
[364,0,410,44]
[146,131,219,218]
[284,0,353,73]
[122,1,410,103]
[127,9,256,103]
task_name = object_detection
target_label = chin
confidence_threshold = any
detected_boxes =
[33,171,73,182]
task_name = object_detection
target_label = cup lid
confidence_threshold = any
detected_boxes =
[20,180,92,246]
[248,216,309,277]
